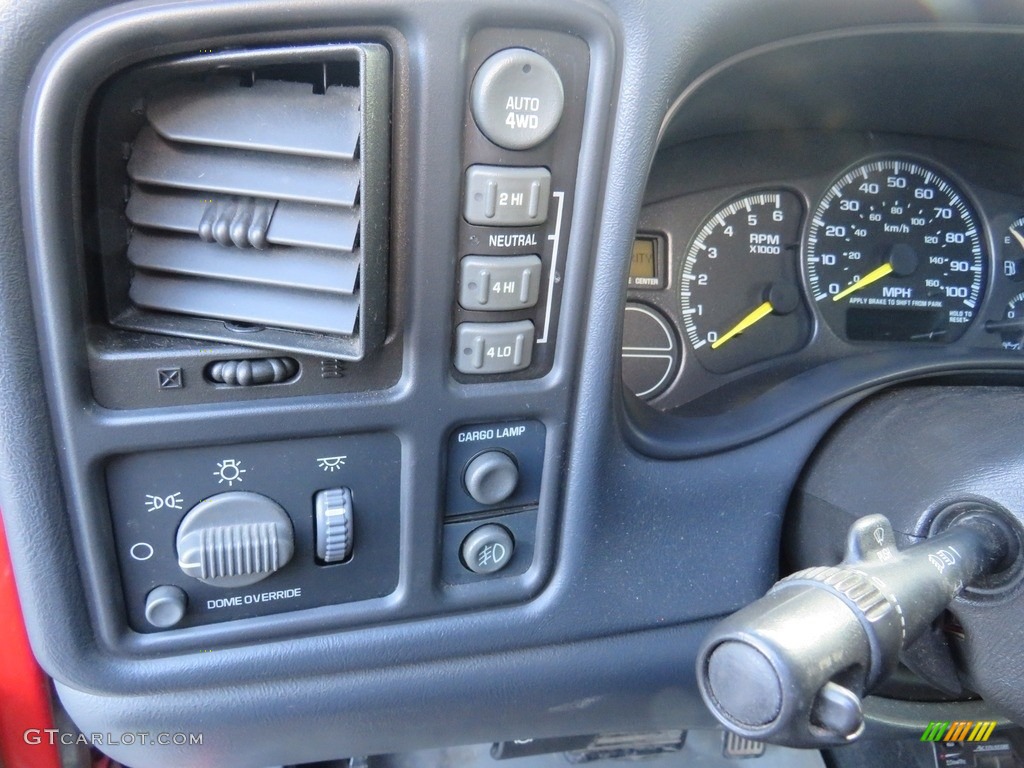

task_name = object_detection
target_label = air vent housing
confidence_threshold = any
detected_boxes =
[99,45,390,360]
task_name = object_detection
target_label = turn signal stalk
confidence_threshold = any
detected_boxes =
[697,510,1017,748]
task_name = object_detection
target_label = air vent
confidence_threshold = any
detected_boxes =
[110,45,390,360]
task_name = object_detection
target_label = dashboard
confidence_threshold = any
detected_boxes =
[627,131,1024,412]
[5,1,1024,767]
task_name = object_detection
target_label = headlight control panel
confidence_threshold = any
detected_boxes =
[107,433,402,632]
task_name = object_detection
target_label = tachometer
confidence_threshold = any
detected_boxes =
[680,190,809,373]
[805,158,985,343]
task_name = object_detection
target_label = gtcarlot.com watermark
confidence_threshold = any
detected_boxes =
[25,729,203,747]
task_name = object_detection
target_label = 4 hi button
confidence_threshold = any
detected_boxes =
[471,48,564,150]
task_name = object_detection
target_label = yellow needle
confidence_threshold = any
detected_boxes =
[1011,227,1024,251]
[832,262,895,302]
[711,301,774,349]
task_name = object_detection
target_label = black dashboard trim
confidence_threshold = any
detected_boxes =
[17,0,619,682]
[624,353,1024,459]
[658,23,1024,149]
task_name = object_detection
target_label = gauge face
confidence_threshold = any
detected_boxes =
[991,290,1024,351]
[805,159,985,343]
[1000,216,1024,284]
[990,219,1024,350]
[680,190,809,373]
[621,303,679,399]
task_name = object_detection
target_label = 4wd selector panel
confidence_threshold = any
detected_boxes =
[452,29,590,381]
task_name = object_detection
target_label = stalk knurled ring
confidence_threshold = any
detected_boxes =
[776,566,892,623]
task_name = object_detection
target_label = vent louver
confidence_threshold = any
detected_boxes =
[113,45,390,360]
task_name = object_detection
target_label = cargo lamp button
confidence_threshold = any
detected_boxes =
[463,450,519,506]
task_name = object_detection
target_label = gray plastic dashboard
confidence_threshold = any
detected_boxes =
[5,0,1024,766]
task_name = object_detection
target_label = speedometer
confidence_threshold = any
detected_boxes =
[805,159,985,343]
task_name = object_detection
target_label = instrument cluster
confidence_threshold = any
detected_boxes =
[623,132,1024,411]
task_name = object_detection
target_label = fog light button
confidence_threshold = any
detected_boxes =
[461,524,515,574]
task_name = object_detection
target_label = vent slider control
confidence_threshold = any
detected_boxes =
[207,357,299,387]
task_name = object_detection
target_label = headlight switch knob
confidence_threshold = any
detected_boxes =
[176,491,294,588]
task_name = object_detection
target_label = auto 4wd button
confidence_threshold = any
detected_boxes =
[471,48,564,150]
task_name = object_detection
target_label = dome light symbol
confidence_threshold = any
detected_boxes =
[214,459,247,486]
[316,455,347,473]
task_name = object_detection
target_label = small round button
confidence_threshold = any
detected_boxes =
[461,524,515,575]
[471,48,565,150]
[144,585,187,629]
[464,450,519,506]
